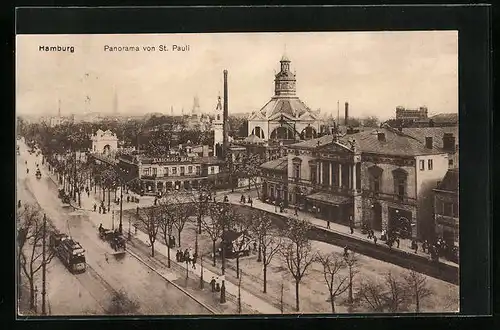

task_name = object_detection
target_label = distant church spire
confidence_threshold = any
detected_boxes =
[171,105,174,116]
[58,99,61,117]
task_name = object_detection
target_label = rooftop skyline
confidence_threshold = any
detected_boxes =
[16,31,458,120]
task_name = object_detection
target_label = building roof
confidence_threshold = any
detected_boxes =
[260,157,288,171]
[401,127,459,149]
[306,192,351,205]
[291,127,446,156]
[244,134,265,144]
[259,97,311,118]
[436,168,459,192]
[430,113,458,124]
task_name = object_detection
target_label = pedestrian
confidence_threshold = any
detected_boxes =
[349,215,354,234]
[343,246,349,257]
[98,205,102,214]
[396,237,400,248]
[215,277,221,292]
[192,252,198,269]
[326,220,330,229]
[93,203,97,212]
[127,196,130,203]
[413,240,419,253]
[294,206,298,216]
[184,249,190,265]
[373,235,378,245]
[250,197,253,207]
[210,277,216,292]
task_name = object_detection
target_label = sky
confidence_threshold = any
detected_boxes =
[16,31,458,120]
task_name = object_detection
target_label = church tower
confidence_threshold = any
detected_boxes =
[213,95,224,158]
[274,55,296,97]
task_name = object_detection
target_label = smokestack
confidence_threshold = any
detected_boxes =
[223,70,229,155]
[345,102,349,126]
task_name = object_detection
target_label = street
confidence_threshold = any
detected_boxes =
[17,142,211,315]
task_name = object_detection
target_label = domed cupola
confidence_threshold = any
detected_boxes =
[274,55,296,96]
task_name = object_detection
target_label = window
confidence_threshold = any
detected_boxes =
[373,176,381,192]
[210,166,214,174]
[180,167,185,176]
[172,167,177,175]
[419,160,425,171]
[310,166,317,183]
[428,159,433,170]
[448,159,454,166]
[152,167,157,176]
[196,166,200,175]
[188,166,193,174]
[443,202,453,217]
[143,168,150,176]
[163,167,169,177]
[293,163,300,179]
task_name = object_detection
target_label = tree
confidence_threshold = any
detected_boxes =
[362,116,380,128]
[403,268,433,312]
[172,200,191,248]
[344,250,359,312]
[356,277,386,312]
[106,290,140,315]
[17,205,55,312]
[201,203,225,266]
[158,199,177,268]
[230,209,253,279]
[317,252,349,313]
[280,218,316,311]
[239,153,263,196]
[251,211,282,293]
[137,206,160,257]
[383,271,410,312]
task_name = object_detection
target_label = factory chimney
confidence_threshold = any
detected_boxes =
[223,70,229,156]
[345,102,349,126]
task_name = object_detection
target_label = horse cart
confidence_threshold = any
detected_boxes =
[35,169,42,180]
[58,189,71,208]
[98,225,126,255]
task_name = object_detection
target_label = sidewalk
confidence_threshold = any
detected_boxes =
[67,189,280,314]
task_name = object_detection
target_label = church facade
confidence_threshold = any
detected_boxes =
[247,55,323,142]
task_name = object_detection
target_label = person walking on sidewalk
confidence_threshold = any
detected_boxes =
[326,220,330,229]
[93,203,97,212]
[373,235,378,245]
[98,205,102,214]
[210,277,216,292]
[349,215,354,234]
[192,252,198,269]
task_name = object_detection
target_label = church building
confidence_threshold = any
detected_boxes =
[247,55,323,142]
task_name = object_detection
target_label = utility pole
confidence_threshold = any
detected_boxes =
[237,270,242,314]
[41,214,47,315]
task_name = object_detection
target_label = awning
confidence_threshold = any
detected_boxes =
[305,192,352,206]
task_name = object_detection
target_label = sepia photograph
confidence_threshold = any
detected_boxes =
[16,31,459,316]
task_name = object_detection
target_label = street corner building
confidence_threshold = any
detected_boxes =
[259,125,451,241]
[433,168,459,253]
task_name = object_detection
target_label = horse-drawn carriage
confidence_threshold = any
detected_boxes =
[98,225,126,254]
[35,168,42,180]
[58,189,71,207]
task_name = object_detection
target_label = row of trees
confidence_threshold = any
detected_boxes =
[17,204,56,313]
[132,196,434,313]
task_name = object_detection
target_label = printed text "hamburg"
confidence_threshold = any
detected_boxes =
[39,46,75,53]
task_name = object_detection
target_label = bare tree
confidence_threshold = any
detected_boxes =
[403,268,433,312]
[356,277,386,312]
[240,153,263,196]
[383,271,410,312]
[201,203,225,266]
[17,204,55,312]
[231,209,253,279]
[251,211,282,293]
[344,250,359,312]
[280,218,316,311]
[137,206,160,257]
[173,201,191,248]
[106,290,140,315]
[158,199,177,268]
[317,252,349,313]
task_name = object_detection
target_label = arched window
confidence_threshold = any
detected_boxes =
[368,165,383,193]
[301,126,317,140]
[271,127,294,140]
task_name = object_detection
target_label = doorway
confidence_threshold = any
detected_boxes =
[372,202,382,231]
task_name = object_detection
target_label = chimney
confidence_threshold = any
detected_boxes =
[345,102,349,126]
[222,70,229,156]
[442,133,456,152]
[425,136,433,149]
[202,145,209,157]
[377,132,385,142]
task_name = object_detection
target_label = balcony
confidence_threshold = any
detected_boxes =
[363,190,417,205]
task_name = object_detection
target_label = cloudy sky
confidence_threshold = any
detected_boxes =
[16,31,457,120]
